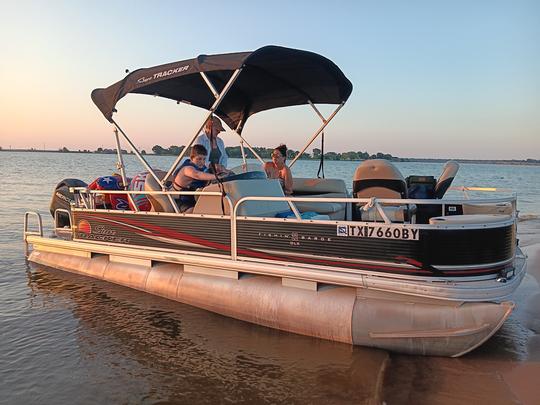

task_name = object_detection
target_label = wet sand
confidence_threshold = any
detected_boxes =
[381,219,540,405]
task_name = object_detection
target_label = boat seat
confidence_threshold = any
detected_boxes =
[193,179,290,217]
[292,178,348,220]
[359,205,407,222]
[352,160,411,222]
[144,171,176,213]
[429,214,512,225]
[462,202,513,216]
[293,177,348,194]
[435,161,459,199]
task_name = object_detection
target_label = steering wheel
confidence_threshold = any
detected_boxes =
[229,163,266,174]
[210,170,267,184]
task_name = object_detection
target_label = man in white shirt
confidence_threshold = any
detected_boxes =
[194,115,229,173]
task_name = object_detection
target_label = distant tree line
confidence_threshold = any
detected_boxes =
[150,144,399,161]
[3,145,539,164]
[58,147,140,154]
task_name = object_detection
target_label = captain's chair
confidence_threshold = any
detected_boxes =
[435,161,459,199]
[352,159,410,222]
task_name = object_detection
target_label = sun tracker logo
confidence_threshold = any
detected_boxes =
[137,65,190,84]
[78,220,92,234]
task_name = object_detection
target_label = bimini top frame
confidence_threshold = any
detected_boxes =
[91,45,353,190]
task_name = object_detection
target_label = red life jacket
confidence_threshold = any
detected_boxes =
[88,175,130,210]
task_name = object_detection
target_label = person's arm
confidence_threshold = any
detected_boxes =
[263,162,275,178]
[283,166,294,195]
[184,166,220,181]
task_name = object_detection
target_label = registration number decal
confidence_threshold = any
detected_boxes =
[336,225,419,240]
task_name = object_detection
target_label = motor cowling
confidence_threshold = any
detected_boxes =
[49,178,88,227]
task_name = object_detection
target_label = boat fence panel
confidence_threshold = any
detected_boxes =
[69,188,518,268]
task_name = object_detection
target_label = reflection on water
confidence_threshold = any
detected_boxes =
[20,265,388,404]
[8,256,537,404]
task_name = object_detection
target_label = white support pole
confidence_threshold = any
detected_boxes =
[163,68,243,185]
[113,128,138,212]
[308,100,326,123]
[111,120,163,186]
[200,72,220,99]
[289,102,345,168]
[232,131,265,165]
[235,120,248,171]
[239,140,247,171]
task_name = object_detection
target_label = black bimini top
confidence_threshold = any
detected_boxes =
[91,45,352,131]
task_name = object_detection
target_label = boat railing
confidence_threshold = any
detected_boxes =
[67,187,517,261]
[69,186,517,222]
[231,195,517,222]
[70,187,235,215]
[23,211,43,257]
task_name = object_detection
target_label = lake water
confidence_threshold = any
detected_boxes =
[1,152,539,404]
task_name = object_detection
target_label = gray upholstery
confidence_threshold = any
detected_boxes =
[292,178,348,220]
[144,170,176,213]
[193,179,289,217]
[429,214,511,225]
[462,202,513,216]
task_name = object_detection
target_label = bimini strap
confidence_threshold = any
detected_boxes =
[317,131,325,179]
[210,162,226,215]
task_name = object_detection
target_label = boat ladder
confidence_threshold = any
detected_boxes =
[23,211,43,257]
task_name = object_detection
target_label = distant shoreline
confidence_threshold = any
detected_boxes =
[1,148,539,166]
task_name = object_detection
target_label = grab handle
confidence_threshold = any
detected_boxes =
[23,211,43,257]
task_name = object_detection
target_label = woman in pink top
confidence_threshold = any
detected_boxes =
[263,144,293,195]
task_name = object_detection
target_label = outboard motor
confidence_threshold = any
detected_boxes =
[49,178,88,228]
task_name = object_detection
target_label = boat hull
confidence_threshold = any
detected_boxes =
[28,245,515,357]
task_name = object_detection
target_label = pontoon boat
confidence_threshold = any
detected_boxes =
[24,46,527,356]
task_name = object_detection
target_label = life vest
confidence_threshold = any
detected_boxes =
[88,175,130,210]
[128,172,152,211]
[173,160,209,205]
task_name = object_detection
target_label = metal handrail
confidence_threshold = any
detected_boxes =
[70,187,224,197]
[68,186,517,262]
[233,195,517,208]
[23,211,43,239]
[23,211,43,257]
[71,187,517,205]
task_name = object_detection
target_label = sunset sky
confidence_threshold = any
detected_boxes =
[0,1,538,159]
